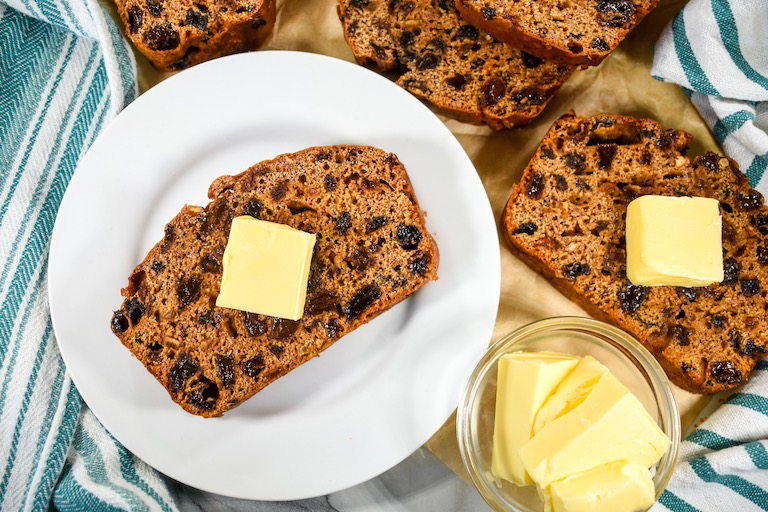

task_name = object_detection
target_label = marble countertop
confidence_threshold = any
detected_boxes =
[167,448,492,512]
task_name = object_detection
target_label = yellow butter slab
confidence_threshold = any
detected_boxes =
[548,460,655,512]
[533,355,609,433]
[626,195,723,286]
[519,371,670,488]
[492,352,579,486]
[216,216,316,320]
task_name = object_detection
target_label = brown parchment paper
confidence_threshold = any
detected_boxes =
[106,0,730,483]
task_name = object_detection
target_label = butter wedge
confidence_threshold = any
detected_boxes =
[519,371,670,488]
[533,355,609,433]
[492,352,579,486]
[216,216,316,320]
[626,195,723,286]
[548,461,655,512]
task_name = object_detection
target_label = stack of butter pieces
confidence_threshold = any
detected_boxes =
[492,353,671,512]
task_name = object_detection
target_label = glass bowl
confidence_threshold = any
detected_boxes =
[456,317,681,512]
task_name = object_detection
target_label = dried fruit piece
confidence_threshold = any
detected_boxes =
[408,252,431,276]
[597,144,617,170]
[722,257,741,286]
[169,354,200,392]
[366,216,389,233]
[741,279,761,297]
[243,356,265,379]
[199,310,218,325]
[395,224,423,250]
[510,87,548,107]
[200,253,222,273]
[618,284,648,314]
[269,318,300,340]
[514,222,538,235]
[562,262,591,279]
[305,291,340,314]
[737,190,764,210]
[243,312,267,336]
[481,6,496,19]
[479,77,506,107]
[325,318,342,339]
[416,52,440,70]
[591,37,609,51]
[710,360,741,385]
[271,182,287,201]
[147,0,162,16]
[176,277,201,308]
[127,5,143,34]
[744,340,767,357]
[251,16,266,29]
[595,0,635,27]
[671,325,690,346]
[710,315,726,329]
[345,283,381,320]
[188,377,219,410]
[111,310,129,334]
[161,224,175,251]
[216,355,235,389]
[564,152,587,172]
[184,8,208,30]
[242,199,263,218]
[456,24,479,39]
[347,248,372,272]
[144,23,180,51]
[124,297,146,325]
[336,211,352,235]
[446,74,470,90]
[527,173,545,199]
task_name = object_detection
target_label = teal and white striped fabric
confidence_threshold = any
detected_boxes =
[0,0,177,510]
[653,360,768,511]
[651,0,768,192]
[651,1,768,509]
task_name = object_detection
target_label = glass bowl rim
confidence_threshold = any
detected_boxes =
[456,316,681,512]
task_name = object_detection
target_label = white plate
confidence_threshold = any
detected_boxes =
[48,50,500,501]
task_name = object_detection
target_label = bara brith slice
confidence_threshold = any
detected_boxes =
[337,0,574,129]
[502,112,768,394]
[111,146,439,417]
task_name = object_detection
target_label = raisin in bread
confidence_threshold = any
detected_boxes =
[502,112,768,394]
[338,0,574,130]
[455,0,659,67]
[115,0,275,71]
[110,146,438,417]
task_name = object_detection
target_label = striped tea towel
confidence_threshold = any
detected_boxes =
[0,0,177,510]
[653,361,768,511]
[651,1,768,509]
[651,0,768,192]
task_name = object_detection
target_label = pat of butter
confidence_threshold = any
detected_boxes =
[492,352,580,486]
[626,195,723,286]
[216,216,316,320]
[533,355,609,433]
[519,371,670,488]
[548,461,655,512]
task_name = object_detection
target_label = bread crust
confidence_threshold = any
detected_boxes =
[455,0,660,67]
[502,112,768,394]
[111,146,439,416]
